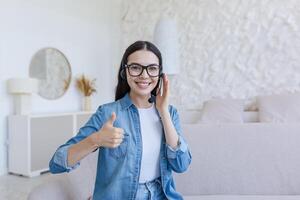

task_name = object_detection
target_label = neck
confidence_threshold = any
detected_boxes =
[129,91,152,108]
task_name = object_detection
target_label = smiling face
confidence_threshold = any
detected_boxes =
[126,50,160,99]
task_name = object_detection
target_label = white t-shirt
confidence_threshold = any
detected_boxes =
[138,104,163,183]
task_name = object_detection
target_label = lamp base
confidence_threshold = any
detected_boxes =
[14,94,32,115]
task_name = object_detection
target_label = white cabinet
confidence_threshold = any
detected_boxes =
[8,112,93,177]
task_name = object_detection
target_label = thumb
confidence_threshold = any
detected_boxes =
[106,112,116,126]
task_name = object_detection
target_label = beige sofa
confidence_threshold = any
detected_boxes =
[28,111,300,200]
[176,110,300,199]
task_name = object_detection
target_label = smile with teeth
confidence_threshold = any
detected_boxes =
[135,81,151,89]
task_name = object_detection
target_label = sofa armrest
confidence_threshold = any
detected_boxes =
[27,179,72,200]
[28,150,98,200]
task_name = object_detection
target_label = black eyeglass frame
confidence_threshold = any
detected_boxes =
[124,63,162,78]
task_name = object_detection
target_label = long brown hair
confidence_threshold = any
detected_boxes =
[115,41,163,101]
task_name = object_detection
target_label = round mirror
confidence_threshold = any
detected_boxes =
[29,48,72,100]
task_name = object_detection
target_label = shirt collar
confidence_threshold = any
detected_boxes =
[120,93,134,110]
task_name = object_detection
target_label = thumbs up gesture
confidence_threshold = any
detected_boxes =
[95,112,125,148]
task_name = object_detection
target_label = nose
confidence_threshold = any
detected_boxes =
[140,68,149,78]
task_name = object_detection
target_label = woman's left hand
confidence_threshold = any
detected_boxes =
[155,73,169,114]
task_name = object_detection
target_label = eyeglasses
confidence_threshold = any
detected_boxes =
[125,63,161,77]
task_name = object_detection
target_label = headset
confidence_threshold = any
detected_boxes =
[148,73,164,103]
[119,64,164,103]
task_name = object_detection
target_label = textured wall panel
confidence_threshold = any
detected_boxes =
[121,0,300,110]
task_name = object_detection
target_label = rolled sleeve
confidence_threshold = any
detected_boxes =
[164,105,192,173]
[53,145,80,171]
[166,135,188,159]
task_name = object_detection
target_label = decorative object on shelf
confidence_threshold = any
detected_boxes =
[75,74,97,111]
[153,17,179,75]
[29,47,72,100]
[7,78,39,115]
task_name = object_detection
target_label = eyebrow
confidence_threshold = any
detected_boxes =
[126,62,159,66]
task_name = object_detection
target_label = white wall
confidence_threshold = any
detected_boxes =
[0,0,121,175]
[121,0,300,110]
[3,0,300,176]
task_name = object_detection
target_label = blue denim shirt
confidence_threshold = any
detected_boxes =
[49,93,192,200]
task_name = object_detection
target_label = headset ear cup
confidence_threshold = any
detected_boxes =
[120,69,126,80]
[159,68,163,77]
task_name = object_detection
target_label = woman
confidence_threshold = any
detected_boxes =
[49,41,192,200]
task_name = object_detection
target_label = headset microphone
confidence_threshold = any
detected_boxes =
[148,95,155,103]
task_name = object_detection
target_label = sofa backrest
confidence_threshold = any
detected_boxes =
[174,123,300,195]
[178,110,259,124]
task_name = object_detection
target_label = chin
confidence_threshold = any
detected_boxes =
[137,90,152,97]
[133,88,153,97]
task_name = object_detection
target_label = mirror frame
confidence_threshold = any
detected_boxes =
[29,47,72,100]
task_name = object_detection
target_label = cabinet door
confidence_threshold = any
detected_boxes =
[75,113,93,134]
[30,115,73,172]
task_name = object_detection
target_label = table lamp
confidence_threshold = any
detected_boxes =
[7,78,39,115]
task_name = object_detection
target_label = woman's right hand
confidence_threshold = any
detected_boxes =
[92,112,125,148]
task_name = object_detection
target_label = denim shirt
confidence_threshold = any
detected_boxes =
[49,93,192,200]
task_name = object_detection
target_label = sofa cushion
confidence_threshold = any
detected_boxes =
[257,93,300,122]
[199,99,244,123]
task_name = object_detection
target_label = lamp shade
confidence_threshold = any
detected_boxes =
[7,78,39,94]
[153,18,179,75]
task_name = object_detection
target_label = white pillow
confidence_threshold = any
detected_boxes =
[257,93,300,122]
[199,99,244,123]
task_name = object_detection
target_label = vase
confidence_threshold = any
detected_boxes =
[82,96,92,111]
